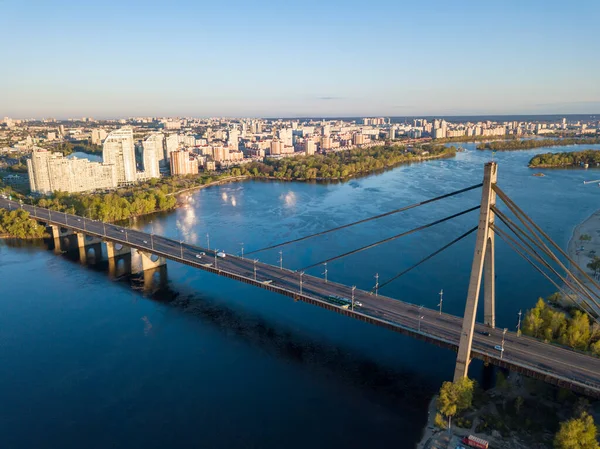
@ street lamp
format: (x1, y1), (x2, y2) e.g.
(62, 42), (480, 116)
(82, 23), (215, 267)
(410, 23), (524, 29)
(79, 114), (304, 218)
(351, 285), (356, 311)
(374, 273), (379, 297)
(299, 271), (304, 294)
(323, 263), (328, 283)
(501, 328), (507, 359)
(240, 242), (244, 259)
(180, 240), (184, 259)
(417, 305), (424, 332)
(279, 250), (283, 270)
(438, 289), (444, 315)
(517, 310), (522, 336)
(206, 232), (210, 250)
(214, 249), (219, 269)
(253, 259), (258, 280)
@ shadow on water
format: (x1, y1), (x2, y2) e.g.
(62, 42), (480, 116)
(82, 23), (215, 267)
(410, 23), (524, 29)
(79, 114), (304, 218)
(39, 238), (438, 412)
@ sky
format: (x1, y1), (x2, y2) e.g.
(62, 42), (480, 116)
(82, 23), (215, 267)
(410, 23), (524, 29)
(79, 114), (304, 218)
(2, 0), (600, 118)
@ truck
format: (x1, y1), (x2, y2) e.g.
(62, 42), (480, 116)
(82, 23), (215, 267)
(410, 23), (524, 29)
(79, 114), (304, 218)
(461, 435), (489, 449)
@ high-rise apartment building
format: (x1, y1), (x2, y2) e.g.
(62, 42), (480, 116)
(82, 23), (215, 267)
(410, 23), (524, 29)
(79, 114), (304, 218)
(102, 127), (136, 185)
(27, 149), (117, 194)
(91, 129), (108, 145)
(305, 139), (316, 155)
(228, 129), (240, 151)
(165, 134), (180, 161)
(170, 150), (198, 176)
(142, 133), (163, 179)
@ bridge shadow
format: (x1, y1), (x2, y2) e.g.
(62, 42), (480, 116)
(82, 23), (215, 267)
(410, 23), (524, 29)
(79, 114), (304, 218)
(32, 237), (474, 411)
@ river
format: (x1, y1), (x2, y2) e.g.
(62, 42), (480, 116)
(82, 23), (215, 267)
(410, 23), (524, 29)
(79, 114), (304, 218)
(2, 142), (600, 448)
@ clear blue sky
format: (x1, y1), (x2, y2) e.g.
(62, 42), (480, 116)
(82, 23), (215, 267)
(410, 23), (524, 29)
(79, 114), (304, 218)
(2, 0), (599, 118)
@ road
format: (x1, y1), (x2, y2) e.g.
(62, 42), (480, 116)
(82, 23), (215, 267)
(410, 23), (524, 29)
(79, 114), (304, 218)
(3, 197), (600, 397)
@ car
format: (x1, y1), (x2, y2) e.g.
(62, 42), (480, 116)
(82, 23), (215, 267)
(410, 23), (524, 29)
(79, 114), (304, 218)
(195, 254), (202, 259)
(494, 345), (504, 352)
(216, 251), (226, 258)
(199, 252), (205, 256)
(120, 229), (124, 233)
(479, 331), (491, 336)
(77, 218), (81, 222)
(143, 240), (148, 244)
(354, 301), (363, 307)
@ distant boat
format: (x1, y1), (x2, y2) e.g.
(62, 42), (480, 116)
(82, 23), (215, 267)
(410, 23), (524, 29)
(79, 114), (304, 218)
(533, 172), (545, 177)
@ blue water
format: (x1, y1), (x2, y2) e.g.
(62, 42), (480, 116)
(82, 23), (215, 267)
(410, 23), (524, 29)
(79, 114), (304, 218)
(2, 143), (600, 448)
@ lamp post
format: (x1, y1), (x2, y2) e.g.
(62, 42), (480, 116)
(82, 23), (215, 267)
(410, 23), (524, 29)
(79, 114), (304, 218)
(206, 232), (210, 250)
(279, 250), (283, 270)
(180, 240), (184, 259)
(253, 259), (258, 280)
(240, 242), (244, 259)
(299, 271), (304, 294)
(323, 263), (328, 283)
(214, 249), (219, 269)
(517, 310), (522, 336)
(501, 328), (507, 359)
(438, 289), (443, 315)
(417, 305), (424, 332)
(374, 273), (379, 297)
(351, 285), (356, 311)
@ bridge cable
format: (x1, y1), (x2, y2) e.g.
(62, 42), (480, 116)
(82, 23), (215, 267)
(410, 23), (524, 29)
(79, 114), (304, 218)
(492, 226), (598, 321)
(492, 223), (600, 323)
(245, 183), (483, 256)
(494, 185), (600, 296)
(492, 208), (600, 315)
(373, 225), (478, 293)
(492, 208), (600, 306)
(297, 205), (480, 272)
(493, 187), (600, 308)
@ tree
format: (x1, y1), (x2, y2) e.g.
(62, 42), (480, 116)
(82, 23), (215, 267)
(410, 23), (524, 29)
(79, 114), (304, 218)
(554, 412), (599, 449)
(514, 396), (524, 415)
(437, 377), (474, 428)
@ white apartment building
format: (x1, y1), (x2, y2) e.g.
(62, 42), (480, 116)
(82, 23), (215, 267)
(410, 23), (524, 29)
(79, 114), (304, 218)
(142, 133), (163, 179)
(102, 127), (136, 185)
(27, 149), (117, 194)
(91, 129), (108, 145)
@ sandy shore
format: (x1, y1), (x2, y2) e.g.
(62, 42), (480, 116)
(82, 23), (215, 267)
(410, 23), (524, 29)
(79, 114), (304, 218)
(566, 209), (600, 313)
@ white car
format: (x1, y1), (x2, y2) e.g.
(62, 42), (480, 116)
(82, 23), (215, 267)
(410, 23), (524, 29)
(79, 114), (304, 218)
(494, 345), (504, 352)
(195, 254), (202, 259)
(217, 251), (226, 258)
(354, 301), (363, 307)
(143, 240), (148, 244)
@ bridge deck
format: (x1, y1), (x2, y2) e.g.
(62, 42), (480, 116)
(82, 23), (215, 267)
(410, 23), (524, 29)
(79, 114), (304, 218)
(3, 198), (600, 398)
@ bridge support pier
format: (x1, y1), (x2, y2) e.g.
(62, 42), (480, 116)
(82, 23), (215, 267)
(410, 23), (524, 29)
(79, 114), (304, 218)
(49, 225), (73, 254)
(105, 241), (130, 259)
(76, 233), (102, 264)
(454, 162), (497, 382)
(131, 249), (166, 274)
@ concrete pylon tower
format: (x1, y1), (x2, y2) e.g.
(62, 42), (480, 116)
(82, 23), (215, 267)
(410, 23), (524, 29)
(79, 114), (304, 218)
(454, 162), (497, 381)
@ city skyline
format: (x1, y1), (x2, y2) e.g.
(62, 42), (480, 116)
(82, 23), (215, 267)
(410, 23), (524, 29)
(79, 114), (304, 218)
(3, 0), (600, 118)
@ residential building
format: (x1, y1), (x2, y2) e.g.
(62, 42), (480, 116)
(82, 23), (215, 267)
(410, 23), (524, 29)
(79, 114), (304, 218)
(91, 129), (108, 145)
(102, 127), (136, 185)
(170, 150), (198, 175)
(27, 149), (117, 194)
(142, 133), (163, 179)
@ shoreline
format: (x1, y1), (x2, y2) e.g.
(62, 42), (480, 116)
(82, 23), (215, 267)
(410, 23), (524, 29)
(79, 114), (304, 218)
(566, 208), (600, 313)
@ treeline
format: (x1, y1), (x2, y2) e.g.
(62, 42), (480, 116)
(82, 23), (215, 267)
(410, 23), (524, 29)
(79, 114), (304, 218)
(434, 135), (518, 144)
(0, 209), (47, 238)
(237, 144), (455, 181)
(50, 140), (103, 156)
(36, 188), (177, 222)
(522, 295), (600, 355)
(528, 150), (600, 168)
(478, 137), (600, 151)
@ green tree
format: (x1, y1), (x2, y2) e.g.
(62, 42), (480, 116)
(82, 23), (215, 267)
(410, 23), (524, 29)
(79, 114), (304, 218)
(436, 377), (474, 428)
(554, 412), (599, 449)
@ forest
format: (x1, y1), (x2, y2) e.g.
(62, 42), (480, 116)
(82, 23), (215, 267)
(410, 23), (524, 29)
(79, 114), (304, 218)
(477, 137), (600, 151)
(528, 150), (600, 168)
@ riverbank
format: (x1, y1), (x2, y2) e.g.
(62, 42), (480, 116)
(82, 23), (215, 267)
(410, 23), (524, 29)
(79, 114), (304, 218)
(567, 209), (600, 309)
(171, 150), (455, 200)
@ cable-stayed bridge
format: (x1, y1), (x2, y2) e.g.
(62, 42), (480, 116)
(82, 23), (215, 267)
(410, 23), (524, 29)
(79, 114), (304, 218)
(2, 162), (600, 397)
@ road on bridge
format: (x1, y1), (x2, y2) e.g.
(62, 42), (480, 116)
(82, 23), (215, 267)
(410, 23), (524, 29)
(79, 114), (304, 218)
(2, 197), (600, 397)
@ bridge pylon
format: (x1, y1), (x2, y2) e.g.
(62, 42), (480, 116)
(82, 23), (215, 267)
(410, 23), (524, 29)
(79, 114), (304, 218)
(454, 162), (497, 381)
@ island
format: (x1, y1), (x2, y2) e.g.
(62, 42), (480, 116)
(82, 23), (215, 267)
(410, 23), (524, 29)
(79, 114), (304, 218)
(528, 150), (600, 168)
(477, 137), (600, 151)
